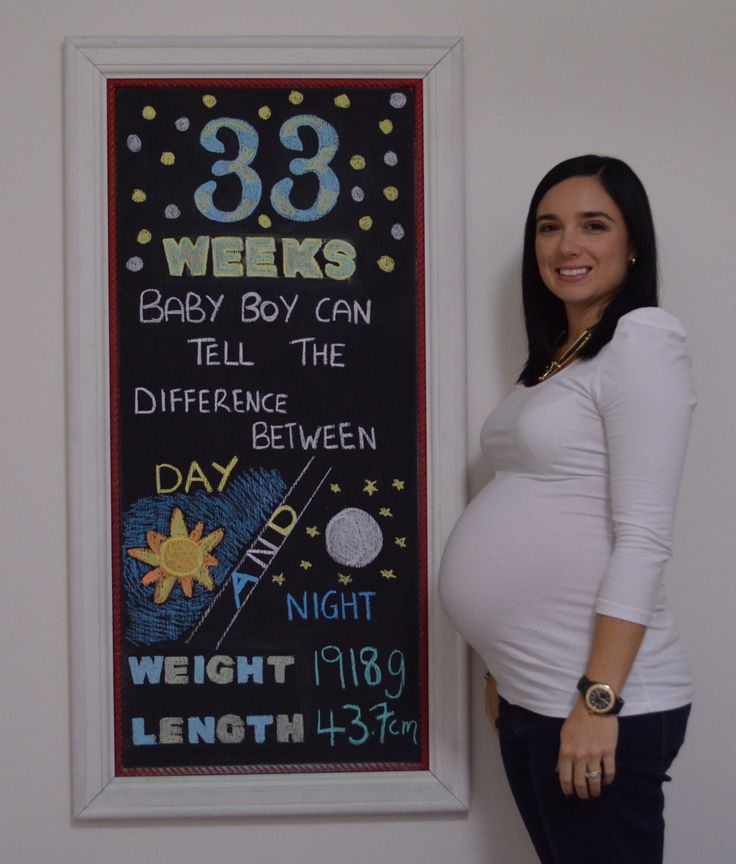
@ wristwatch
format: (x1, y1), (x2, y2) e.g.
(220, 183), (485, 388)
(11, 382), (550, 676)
(576, 675), (625, 715)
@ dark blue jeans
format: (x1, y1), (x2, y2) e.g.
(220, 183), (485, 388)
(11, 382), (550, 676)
(497, 698), (690, 864)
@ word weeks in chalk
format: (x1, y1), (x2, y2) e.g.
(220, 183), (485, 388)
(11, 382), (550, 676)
(162, 235), (356, 281)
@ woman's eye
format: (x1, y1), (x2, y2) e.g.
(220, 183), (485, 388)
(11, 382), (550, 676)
(537, 223), (558, 234)
(585, 221), (607, 232)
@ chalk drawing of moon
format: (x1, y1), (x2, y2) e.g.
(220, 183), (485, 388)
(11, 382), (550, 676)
(325, 507), (384, 568)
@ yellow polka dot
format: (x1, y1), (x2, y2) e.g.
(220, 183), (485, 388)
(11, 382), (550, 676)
(378, 256), (395, 273)
(258, 214), (272, 229)
(383, 185), (399, 201)
(359, 216), (373, 231)
(161, 152), (175, 166)
(289, 90), (304, 105)
(379, 118), (394, 134)
(202, 94), (217, 108)
(258, 106), (272, 120)
(137, 229), (152, 245)
(350, 155), (366, 170)
(131, 189), (147, 203)
(142, 106), (156, 120)
(334, 94), (351, 109)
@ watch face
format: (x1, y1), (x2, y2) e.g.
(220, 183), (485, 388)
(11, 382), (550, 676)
(586, 685), (614, 713)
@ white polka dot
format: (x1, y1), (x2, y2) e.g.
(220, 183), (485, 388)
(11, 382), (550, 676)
(175, 117), (190, 131)
(126, 257), (143, 272)
(165, 204), (181, 219)
(390, 92), (407, 109)
(391, 223), (405, 240)
(351, 186), (365, 202)
(384, 150), (398, 166)
(126, 135), (142, 152)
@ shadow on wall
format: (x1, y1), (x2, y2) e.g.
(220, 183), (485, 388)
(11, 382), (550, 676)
(469, 258), (525, 498)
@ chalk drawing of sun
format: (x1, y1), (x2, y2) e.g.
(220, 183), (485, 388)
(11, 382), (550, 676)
(127, 507), (224, 604)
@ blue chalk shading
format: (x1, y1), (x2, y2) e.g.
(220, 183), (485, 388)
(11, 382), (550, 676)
(122, 468), (286, 646)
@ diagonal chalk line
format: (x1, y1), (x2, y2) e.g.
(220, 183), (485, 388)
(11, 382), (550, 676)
(185, 457), (316, 644)
(214, 465), (332, 650)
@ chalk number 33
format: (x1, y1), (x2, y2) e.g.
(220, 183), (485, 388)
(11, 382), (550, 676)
(194, 115), (340, 223)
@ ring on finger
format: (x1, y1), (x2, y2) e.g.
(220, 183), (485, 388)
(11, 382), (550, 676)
(584, 769), (603, 780)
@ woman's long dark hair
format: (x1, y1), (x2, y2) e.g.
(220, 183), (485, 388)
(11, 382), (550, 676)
(518, 155), (658, 386)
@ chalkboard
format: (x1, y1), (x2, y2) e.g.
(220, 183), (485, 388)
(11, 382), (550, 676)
(108, 79), (427, 774)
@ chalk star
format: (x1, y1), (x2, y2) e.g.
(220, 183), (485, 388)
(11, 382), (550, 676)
(394, 536), (407, 548)
(300, 560), (312, 570)
(330, 482), (342, 493)
(380, 568), (397, 580)
(306, 525), (320, 537)
(379, 507), (394, 518)
(272, 573), (285, 586)
(338, 573), (353, 585)
(363, 479), (378, 496)
(392, 479), (405, 491)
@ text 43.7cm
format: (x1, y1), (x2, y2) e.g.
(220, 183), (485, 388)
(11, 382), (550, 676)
(316, 701), (418, 747)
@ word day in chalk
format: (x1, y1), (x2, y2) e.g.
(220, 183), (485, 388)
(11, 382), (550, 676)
(154, 455), (238, 494)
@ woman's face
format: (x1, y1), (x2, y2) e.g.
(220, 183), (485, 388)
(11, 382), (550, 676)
(534, 176), (634, 323)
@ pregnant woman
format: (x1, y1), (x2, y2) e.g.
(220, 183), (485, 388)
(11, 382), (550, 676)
(439, 155), (695, 864)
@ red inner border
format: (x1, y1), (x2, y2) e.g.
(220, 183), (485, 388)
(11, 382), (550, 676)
(107, 77), (428, 776)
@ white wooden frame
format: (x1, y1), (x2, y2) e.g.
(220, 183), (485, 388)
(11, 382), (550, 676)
(64, 35), (467, 820)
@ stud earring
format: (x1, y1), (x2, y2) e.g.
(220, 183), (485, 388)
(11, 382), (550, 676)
(628, 255), (637, 267)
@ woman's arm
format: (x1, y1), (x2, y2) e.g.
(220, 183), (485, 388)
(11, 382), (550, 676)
(559, 310), (695, 800)
(556, 614), (645, 799)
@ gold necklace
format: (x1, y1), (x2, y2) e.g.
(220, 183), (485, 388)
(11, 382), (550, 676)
(537, 328), (592, 382)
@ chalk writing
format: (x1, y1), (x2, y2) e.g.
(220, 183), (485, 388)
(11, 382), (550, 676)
(162, 235), (356, 279)
(251, 422), (377, 450)
(285, 590), (377, 621)
(315, 703), (417, 747)
(111, 80), (425, 773)
(194, 114), (340, 223)
(132, 713), (304, 745)
(128, 654), (295, 685)
(313, 645), (406, 699)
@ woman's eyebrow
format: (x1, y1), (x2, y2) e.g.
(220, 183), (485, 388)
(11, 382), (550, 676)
(535, 210), (615, 222)
(579, 210), (615, 221)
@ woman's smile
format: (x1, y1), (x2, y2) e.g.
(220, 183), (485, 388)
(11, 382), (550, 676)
(557, 266), (593, 280)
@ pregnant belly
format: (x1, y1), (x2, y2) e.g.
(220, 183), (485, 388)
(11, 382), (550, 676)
(438, 474), (612, 657)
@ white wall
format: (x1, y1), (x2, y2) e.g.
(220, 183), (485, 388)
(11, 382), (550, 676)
(2, 1), (734, 861)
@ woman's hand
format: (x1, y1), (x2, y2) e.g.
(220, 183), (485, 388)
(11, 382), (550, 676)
(484, 673), (500, 735)
(557, 699), (618, 799)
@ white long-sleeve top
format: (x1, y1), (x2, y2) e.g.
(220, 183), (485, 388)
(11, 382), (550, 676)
(439, 307), (696, 716)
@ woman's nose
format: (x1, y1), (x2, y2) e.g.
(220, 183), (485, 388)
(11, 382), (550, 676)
(558, 230), (581, 257)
